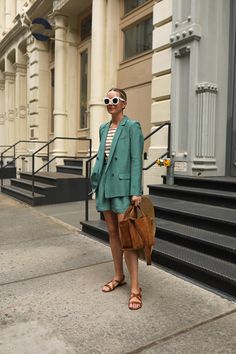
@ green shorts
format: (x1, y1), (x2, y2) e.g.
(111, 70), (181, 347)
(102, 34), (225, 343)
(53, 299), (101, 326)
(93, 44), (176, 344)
(95, 163), (130, 214)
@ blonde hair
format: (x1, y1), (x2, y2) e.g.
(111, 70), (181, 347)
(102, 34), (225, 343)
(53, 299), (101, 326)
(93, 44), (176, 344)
(107, 87), (127, 101)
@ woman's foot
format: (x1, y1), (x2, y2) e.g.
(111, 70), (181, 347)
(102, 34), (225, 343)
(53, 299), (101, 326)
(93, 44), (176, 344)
(102, 275), (126, 292)
(128, 288), (142, 310)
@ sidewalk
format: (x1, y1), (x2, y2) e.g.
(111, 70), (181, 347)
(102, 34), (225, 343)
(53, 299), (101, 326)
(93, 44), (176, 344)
(0, 193), (235, 354)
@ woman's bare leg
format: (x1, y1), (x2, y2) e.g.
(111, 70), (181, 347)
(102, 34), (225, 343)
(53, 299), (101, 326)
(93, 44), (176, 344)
(102, 211), (124, 290)
(117, 213), (141, 310)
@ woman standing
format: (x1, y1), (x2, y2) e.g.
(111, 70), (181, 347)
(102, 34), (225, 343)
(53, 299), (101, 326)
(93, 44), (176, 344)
(90, 88), (144, 310)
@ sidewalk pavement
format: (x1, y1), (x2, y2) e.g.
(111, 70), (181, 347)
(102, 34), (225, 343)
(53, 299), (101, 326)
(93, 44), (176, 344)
(0, 193), (236, 354)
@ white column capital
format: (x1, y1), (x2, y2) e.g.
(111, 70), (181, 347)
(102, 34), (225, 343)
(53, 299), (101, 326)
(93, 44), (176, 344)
(54, 13), (68, 30)
(14, 63), (27, 73)
(4, 71), (15, 81)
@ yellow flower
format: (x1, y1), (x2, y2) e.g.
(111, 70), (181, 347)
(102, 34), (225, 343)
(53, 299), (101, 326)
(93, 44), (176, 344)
(156, 158), (173, 167)
(164, 159), (171, 167)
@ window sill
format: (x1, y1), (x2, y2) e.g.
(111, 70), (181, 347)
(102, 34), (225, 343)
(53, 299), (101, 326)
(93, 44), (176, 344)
(119, 50), (153, 68)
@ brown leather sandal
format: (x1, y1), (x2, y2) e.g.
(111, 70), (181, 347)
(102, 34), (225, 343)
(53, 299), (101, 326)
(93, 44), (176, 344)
(128, 288), (142, 310)
(102, 275), (127, 292)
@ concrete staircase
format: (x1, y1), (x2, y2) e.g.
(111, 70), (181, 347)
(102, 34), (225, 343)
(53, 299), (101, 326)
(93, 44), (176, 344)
(81, 176), (236, 300)
(1, 159), (90, 206)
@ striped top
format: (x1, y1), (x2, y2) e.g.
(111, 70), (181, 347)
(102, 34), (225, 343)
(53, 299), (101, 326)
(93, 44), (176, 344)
(105, 127), (117, 159)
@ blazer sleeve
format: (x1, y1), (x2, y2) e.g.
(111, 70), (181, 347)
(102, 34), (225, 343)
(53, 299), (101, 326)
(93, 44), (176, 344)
(130, 121), (144, 196)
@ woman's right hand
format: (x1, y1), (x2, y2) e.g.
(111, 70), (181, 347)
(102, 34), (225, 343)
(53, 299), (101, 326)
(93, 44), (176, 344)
(131, 195), (141, 207)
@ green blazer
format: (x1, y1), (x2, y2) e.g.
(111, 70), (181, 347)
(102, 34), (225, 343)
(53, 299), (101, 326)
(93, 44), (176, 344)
(90, 115), (144, 198)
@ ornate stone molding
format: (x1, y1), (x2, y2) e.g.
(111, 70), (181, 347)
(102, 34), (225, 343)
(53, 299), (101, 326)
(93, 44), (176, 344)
(0, 113), (5, 125)
(14, 63), (27, 73)
(8, 109), (15, 121)
(195, 82), (218, 161)
(4, 71), (15, 81)
(170, 24), (201, 47)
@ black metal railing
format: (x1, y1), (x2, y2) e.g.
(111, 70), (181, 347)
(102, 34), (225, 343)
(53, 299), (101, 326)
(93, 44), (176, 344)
(84, 121), (172, 220)
(0, 140), (48, 186)
(143, 122), (171, 169)
(31, 137), (92, 197)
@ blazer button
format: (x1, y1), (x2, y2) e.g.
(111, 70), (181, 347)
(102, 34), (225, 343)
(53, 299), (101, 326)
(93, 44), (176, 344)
(115, 157), (118, 160)
(97, 157), (99, 160)
(111, 173), (114, 177)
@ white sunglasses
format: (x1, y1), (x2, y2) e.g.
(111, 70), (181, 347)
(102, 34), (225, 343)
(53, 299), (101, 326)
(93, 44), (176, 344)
(103, 97), (126, 105)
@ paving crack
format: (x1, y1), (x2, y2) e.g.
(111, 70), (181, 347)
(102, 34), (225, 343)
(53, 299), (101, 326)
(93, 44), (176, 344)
(0, 260), (112, 287)
(126, 308), (236, 354)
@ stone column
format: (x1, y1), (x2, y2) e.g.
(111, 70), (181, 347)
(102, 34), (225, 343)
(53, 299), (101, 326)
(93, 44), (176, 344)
(26, 37), (50, 172)
(4, 71), (16, 144)
(0, 75), (6, 146)
(105, 0), (120, 90)
(15, 63), (27, 146)
(89, 0), (107, 153)
(53, 14), (68, 155)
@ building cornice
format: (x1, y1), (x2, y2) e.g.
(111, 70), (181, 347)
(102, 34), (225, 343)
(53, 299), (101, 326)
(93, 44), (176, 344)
(0, 0), (53, 56)
(0, 24), (27, 56)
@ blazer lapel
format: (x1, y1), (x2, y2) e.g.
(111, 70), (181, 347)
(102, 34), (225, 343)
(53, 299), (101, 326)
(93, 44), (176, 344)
(98, 122), (110, 173)
(105, 116), (128, 172)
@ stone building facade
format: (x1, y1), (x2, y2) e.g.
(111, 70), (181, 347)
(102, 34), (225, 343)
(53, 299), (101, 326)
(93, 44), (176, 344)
(0, 0), (235, 187)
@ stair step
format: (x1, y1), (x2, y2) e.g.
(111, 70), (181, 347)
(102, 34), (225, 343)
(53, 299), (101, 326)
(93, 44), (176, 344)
(11, 178), (56, 191)
(162, 175), (236, 192)
(80, 219), (236, 298)
(56, 165), (83, 175)
(149, 184), (236, 208)
(63, 158), (83, 167)
(1, 185), (45, 206)
(157, 218), (236, 259)
(0, 166), (16, 179)
(149, 195), (236, 233)
(81, 220), (108, 243)
(20, 172), (85, 185)
(153, 239), (236, 295)
(82, 218), (236, 258)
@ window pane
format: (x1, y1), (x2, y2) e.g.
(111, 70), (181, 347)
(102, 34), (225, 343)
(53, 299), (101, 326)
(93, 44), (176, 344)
(80, 50), (88, 129)
(124, 17), (152, 60)
(125, 0), (149, 14)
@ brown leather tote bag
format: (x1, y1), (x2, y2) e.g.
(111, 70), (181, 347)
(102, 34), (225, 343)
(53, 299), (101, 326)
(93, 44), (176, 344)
(119, 204), (155, 265)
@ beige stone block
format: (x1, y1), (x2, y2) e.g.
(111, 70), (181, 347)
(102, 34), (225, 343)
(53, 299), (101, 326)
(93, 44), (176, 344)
(151, 100), (170, 123)
(118, 56), (152, 88)
(153, 22), (172, 50)
(29, 63), (38, 78)
(38, 107), (49, 140)
(29, 100), (38, 114)
(30, 75), (39, 89)
(152, 74), (171, 99)
(38, 51), (49, 71)
(29, 114), (38, 127)
(152, 49), (171, 75)
(38, 71), (49, 107)
(149, 127), (169, 147)
(29, 50), (38, 65)
(153, 0), (172, 25)
(29, 88), (38, 102)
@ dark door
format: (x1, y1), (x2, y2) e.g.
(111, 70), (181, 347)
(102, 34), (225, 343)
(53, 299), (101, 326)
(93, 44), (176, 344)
(227, 0), (236, 176)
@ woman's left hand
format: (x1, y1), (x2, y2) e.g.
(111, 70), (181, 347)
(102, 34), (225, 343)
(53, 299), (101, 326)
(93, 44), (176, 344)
(131, 195), (142, 207)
